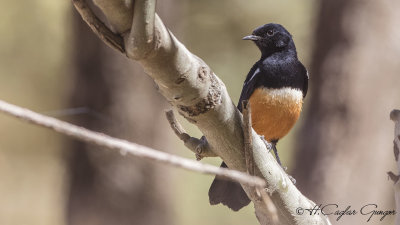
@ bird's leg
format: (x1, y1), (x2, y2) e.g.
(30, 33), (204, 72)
(271, 142), (283, 168)
(259, 135), (272, 152)
(260, 137), (284, 168)
(259, 136), (296, 184)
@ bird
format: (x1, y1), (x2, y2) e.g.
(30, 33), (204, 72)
(208, 23), (308, 211)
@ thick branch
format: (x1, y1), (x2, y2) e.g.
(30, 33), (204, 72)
(72, 1), (332, 224)
(0, 99), (265, 188)
(125, 0), (157, 59)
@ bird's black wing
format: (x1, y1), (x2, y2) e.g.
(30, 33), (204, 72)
(237, 62), (260, 112)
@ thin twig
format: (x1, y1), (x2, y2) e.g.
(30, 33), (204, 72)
(165, 110), (216, 160)
(0, 99), (265, 188)
(242, 100), (254, 175)
(71, 0), (125, 53)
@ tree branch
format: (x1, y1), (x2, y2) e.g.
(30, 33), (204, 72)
(125, 0), (157, 59)
(0, 99), (266, 188)
(72, 1), (332, 224)
(165, 110), (216, 160)
(71, 0), (125, 53)
(242, 100), (255, 176)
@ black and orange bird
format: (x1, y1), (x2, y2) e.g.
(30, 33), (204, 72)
(208, 23), (308, 211)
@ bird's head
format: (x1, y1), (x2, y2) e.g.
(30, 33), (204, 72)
(243, 23), (295, 56)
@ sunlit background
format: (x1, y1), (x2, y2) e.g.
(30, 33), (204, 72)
(1, 0), (399, 225)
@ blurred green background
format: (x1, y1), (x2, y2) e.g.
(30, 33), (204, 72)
(0, 1), (315, 225)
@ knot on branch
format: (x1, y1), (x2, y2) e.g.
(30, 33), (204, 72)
(177, 72), (222, 117)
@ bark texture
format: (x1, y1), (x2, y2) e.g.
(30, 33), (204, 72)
(294, 1), (400, 224)
(65, 4), (176, 224)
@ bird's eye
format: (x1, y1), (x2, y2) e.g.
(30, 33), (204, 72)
(267, 30), (274, 36)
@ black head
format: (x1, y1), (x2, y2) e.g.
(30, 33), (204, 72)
(243, 23), (295, 57)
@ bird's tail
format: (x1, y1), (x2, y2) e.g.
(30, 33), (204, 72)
(208, 162), (251, 211)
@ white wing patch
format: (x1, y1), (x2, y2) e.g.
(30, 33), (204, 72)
(244, 68), (260, 86)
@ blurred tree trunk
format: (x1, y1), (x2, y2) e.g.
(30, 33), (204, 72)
(66, 2), (179, 225)
(294, 1), (400, 224)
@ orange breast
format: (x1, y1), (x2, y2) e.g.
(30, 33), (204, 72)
(248, 87), (303, 142)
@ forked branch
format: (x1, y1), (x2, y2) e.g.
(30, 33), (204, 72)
(165, 110), (216, 160)
(71, 0), (332, 224)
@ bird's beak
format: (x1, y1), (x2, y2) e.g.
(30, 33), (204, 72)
(242, 35), (261, 41)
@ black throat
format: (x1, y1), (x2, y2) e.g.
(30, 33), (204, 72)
(259, 41), (297, 59)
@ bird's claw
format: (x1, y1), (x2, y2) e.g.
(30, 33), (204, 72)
(259, 135), (272, 152)
(288, 175), (296, 185)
